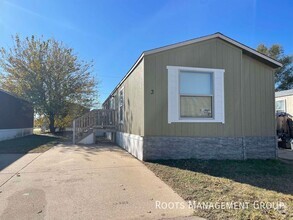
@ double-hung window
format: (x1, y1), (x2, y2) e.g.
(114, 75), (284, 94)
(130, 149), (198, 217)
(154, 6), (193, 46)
(179, 71), (213, 118)
(167, 66), (225, 123)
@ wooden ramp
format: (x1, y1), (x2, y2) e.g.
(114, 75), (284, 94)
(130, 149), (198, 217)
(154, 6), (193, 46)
(73, 109), (117, 144)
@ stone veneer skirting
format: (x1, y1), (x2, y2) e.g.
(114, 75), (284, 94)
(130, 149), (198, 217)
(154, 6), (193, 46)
(143, 136), (277, 161)
(112, 132), (276, 161)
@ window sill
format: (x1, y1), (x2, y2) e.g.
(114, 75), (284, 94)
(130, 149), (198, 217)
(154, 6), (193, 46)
(169, 118), (224, 123)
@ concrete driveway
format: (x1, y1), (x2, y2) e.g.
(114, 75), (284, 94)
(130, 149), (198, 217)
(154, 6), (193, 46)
(0, 142), (194, 220)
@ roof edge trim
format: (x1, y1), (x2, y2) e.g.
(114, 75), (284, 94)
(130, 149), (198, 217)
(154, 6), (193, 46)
(0, 88), (32, 104)
(103, 33), (282, 104)
(105, 53), (144, 101)
(144, 33), (282, 67)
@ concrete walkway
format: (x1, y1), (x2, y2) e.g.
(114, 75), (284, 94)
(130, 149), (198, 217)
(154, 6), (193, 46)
(0, 143), (195, 220)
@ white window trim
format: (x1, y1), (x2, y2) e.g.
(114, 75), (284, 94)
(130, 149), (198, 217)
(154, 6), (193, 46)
(167, 66), (225, 123)
(119, 87), (124, 124)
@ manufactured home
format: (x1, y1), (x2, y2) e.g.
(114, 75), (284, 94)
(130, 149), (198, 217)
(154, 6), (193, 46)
(275, 89), (293, 115)
(0, 89), (34, 141)
(74, 33), (282, 161)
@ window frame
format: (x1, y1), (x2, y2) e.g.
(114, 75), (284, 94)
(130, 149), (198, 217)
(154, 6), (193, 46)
(276, 99), (286, 112)
(167, 66), (225, 123)
(178, 71), (214, 119)
(119, 87), (124, 124)
(110, 96), (115, 110)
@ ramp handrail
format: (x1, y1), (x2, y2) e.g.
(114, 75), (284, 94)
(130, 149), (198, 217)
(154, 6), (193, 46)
(73, 109), (117, 144)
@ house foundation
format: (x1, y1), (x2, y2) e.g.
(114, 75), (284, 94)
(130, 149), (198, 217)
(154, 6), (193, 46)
(108, 132), (277, 161)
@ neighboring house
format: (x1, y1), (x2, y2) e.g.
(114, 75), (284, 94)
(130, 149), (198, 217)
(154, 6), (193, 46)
(99, 33), (282, 161)
(0, 89), (34, 141)
(275, 89), (293, 115)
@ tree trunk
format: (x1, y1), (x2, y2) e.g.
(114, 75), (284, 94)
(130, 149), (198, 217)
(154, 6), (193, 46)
(49, 113), (55, 133)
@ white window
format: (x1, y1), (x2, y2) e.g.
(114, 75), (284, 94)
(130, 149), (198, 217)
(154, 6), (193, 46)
(119, 87), (124, 123)
(276, 100), (286, 112)
(167, 66), (225, 123)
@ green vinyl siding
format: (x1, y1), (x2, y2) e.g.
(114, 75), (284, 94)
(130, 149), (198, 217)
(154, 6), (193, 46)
(104, 59), (144, 136)
(144, 38), (275, 137)
(242, 55), (275, 136)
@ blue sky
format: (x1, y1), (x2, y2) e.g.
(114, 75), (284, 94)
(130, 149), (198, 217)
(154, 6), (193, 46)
(0, 0), (292, 103)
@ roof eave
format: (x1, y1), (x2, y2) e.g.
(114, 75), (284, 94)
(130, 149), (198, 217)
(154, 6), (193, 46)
(104, 53), (145, 103)
(103, 33), (283, 105)
(0, 88), (33, 104)
(217, 34), (282, 68)
(144, 33), (282, 68)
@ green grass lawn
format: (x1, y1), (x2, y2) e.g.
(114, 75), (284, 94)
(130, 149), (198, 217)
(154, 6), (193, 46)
(0, 134), (61, 154)
(145, 159), (293, 220)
